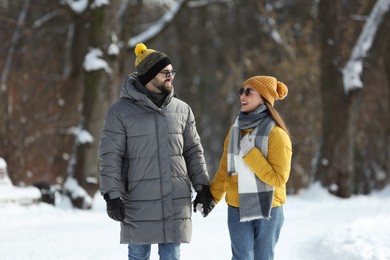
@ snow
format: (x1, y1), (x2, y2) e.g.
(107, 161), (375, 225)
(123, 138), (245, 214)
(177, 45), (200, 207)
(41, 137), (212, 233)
(108, 32), (120, 56)
(0, 157), (6, 168)
(63, 0), (110, 13)
(91, 0), (109, 9)
(82, 48), (112, 74)
(108, 42), (120, 56)
(0, 185), (41, 204)
(64, 0), (89, 14)
(0, 158), (41, 203)
(67, 126), (94, 144)
(1, 183), (389, 259)
(63, 176), (92, 206)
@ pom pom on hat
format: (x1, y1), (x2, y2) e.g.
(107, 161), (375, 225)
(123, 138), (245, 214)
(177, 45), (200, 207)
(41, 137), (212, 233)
(134, 43), (172, 85)
(135, 43), (147, 56)
(243, 76), (288, 107)
(276, 81), (288, 99)
(134, 43), (158, 67)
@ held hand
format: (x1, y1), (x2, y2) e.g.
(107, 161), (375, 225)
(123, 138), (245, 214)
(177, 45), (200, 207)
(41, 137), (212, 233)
(202, 200), (216, 217)
(106, 197), (125, 221)
(240, 133), (255, 156)
(195, 203), (204, 214)
(193, 185), (215, 217)
(194, 201), (216, 217)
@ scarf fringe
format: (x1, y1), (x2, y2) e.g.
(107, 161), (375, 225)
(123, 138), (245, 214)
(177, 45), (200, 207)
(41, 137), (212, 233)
(240, 215), (272, 222)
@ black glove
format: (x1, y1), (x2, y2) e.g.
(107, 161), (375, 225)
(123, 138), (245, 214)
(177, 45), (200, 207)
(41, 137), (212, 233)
(193, 185), (215, 217)
(105, 197), (125, 221)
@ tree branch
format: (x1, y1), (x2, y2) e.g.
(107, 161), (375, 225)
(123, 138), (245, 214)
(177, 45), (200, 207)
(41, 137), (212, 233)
(128, 0), (185, 47)
(0, 0), (31, 92)
(342, 0), (390, 94)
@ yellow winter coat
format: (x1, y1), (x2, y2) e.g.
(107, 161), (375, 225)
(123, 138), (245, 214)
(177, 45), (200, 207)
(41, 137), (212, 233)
(210, 126), (292, 208)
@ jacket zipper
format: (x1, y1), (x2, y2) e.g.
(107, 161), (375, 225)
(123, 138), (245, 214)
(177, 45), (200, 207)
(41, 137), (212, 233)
(154, 112), (167, 242)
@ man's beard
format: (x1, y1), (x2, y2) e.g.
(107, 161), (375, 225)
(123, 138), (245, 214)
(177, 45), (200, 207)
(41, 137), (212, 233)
(156, 80), (173, 95)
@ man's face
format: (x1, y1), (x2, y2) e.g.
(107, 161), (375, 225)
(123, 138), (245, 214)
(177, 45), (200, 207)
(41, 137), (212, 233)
(148, 64), (175, 94)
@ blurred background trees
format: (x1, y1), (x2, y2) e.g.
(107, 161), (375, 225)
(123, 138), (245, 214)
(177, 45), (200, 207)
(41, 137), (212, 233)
(0, 0), (389, 208)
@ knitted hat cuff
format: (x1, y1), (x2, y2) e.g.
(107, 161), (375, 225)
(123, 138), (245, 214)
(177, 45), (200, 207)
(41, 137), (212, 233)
(138, 56), (171, 85)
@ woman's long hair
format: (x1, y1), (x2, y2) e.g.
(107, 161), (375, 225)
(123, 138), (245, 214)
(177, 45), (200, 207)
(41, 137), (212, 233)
(264, 100), (290, 136)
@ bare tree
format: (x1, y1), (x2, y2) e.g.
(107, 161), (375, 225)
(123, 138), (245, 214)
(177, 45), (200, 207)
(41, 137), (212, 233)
(61, 1), (124, 208)
(0, 0), (30, 176)
(64, 0), (186, 208)
(316, 0), (390, 197)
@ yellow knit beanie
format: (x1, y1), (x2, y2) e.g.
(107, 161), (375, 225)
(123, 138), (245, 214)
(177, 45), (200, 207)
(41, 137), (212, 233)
(134, 43), (171, 85)
(243, 76), (288, 106)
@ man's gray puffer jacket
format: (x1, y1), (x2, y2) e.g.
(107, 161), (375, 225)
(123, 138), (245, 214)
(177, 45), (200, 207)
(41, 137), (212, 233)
(99, 74), (209, 244)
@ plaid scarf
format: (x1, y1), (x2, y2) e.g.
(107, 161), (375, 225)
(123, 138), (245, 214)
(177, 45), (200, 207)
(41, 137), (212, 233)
(227, 108), (275, 221)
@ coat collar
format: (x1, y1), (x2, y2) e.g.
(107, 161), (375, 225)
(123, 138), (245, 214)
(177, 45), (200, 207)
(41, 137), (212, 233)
(120, 73), (174, 110)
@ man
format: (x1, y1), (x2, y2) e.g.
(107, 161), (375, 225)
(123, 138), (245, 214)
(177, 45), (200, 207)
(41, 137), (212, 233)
(98, 43), (214, 260)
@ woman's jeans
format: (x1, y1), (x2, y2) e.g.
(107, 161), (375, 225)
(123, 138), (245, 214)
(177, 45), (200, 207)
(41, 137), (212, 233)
(228, 205), (284, 260)
(128, 243), (180, 260)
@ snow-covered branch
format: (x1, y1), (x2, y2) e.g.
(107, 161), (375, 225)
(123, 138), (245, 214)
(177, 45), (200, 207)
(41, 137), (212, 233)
(128, 0), (185, 47)
(63, 0), (109, 14)
(82, 48), (112, 74)
(63, 176), (93, 208)
(342, 0), (390, 94)
(63, 0), (89, 14)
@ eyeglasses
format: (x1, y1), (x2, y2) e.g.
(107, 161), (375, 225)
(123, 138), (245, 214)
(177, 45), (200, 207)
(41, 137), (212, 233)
(239, 88), (256, 96)
(159, 69), (177, 78)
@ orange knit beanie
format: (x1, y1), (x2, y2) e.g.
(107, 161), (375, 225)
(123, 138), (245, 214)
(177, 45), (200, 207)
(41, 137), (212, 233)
(243, 76), (288, 106)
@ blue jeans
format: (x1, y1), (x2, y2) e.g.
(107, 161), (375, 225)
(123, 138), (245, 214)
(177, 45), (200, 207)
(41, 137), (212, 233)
(228, 205), (284, 260)
(127, 243), (180, 260)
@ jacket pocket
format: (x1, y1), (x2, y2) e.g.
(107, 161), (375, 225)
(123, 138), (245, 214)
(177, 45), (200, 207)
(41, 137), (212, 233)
(121, 158), (129, 192)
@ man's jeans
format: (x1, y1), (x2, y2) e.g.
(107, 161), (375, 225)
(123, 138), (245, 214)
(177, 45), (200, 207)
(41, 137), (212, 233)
(228, 205), (284, 260)
(128, 243), (180, 260)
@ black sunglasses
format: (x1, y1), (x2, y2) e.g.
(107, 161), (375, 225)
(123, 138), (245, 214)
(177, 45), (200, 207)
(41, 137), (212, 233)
(239, 88), (255, 96)
(159, 69), (177, 78)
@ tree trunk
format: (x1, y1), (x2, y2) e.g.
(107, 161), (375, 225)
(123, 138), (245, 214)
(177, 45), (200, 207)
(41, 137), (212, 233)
(386, 42), (390, 183)
(317, 0), (358, 198)
(317, 0), (390, 197)
(0, 0), (30, 179)
(72, 2), (122, 202)
(371, 8), (390, 187)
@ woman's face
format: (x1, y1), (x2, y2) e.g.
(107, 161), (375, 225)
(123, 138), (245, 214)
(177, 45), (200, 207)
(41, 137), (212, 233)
(239, 85), (264, 113)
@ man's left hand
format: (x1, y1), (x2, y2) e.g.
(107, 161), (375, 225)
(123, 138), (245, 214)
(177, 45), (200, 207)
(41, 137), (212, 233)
(193, 185), (215, 217)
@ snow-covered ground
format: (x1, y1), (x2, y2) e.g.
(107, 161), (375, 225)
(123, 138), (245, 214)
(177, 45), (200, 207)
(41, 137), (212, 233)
(0, 183), (389, 260)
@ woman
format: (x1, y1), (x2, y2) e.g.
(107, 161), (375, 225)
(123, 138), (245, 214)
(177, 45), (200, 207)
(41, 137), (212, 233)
(210, 76), (292, 260)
